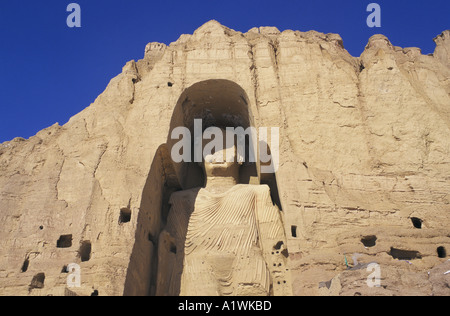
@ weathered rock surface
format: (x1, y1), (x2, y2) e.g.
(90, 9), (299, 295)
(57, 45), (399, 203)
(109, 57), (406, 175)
(0, 21), (449, 296)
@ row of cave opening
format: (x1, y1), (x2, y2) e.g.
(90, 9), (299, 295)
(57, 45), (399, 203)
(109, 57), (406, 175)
(289, 217), (429, 239)
(25, 208), (131, 287)
(360, 235), (447, 259)
(22, 236), (92, 274)
(56, 235), (92, 262)
(25, 206), (132, 275)
(23, 235), (92, 293)
(358, 215), (448, 260)
(24, 207), (134, 294)
(289, 217), (447, 261)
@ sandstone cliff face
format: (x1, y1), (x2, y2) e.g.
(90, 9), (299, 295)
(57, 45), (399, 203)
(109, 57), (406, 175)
(0, 21), (449, 296)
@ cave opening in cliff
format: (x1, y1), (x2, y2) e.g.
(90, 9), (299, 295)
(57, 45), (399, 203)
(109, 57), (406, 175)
(21, 257), (29, 273)
(30, 273), (45, 289)
(389, 247), (422, 260)
(437, 246), (447, 258)
(79, 241), (92, 262)
(169, 242), (177, 254)
(57, 234), (73, 248)
(361, 235), (377, 247)
(291, 225), (298, 238)
(274, 241), (284, 250)
(411, 217), (423, 229)
(119, 208), (132, 224)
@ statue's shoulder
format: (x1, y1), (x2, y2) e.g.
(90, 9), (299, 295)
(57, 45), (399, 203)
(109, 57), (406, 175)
(169, 187), (201, 205)
(234, 184), (271, 196)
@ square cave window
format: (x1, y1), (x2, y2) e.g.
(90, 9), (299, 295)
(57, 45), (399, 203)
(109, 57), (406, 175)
(119, 208), (132, 224)
(437, 246), (447, 258)
(30, 273), (45, 289)
(57, 234), (73, 248)
(78, 241), (92, 262)
(411, 217), (423, 229)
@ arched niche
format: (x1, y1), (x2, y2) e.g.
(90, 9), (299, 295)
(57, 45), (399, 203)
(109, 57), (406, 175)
(124, 79), (283, 296)
(166, 79), (259, 190)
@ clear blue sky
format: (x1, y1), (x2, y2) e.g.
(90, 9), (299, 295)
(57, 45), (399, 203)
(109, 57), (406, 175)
(0, 0), (448, 142)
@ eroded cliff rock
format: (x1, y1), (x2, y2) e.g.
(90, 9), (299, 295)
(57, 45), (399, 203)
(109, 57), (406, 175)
(0, 20), (449, 296)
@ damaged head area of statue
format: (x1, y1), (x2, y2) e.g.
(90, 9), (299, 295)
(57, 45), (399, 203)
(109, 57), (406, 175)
(170, 122), (279, 173)
(160, 79), (282, 195)
(199, 127), (242, 188)
(168, 80), (279, 176)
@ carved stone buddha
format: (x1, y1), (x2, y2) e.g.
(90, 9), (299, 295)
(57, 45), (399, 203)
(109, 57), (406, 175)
(156, 130), (291, 296)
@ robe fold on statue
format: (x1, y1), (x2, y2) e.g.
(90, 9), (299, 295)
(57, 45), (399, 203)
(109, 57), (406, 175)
(156, 184), (288, 296)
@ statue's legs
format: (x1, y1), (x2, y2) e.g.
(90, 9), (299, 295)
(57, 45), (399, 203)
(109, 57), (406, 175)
(232, 247), (271, 296)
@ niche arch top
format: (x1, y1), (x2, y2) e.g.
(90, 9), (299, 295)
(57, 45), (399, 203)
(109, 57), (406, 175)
(167, 79), (256, 190)
(168, 79), (253, 138)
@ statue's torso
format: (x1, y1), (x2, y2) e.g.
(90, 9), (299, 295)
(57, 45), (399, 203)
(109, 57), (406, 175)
(165, 185), (272, 296)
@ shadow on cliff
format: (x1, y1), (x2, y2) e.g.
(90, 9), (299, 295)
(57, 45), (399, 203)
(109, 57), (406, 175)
(123, 144), (182, 296)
